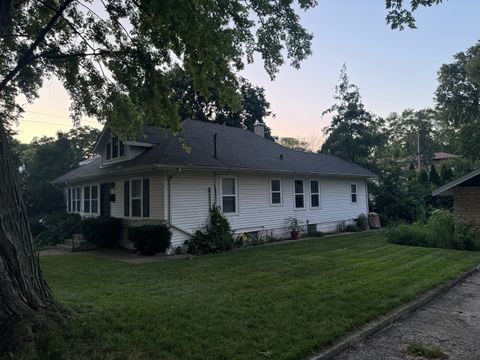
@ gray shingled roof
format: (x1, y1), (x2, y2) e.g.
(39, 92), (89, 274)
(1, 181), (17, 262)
(53, 119), (375, 184)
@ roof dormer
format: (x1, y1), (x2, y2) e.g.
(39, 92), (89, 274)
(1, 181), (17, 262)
(93, 127), (157, 166)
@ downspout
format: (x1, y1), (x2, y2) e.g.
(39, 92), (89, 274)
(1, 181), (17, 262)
(365, 179), (370, 214)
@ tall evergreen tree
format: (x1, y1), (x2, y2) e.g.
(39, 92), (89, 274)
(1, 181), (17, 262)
(429, 165), (441, 186)
(440, 165), (454, 184)
(321, 65), (385, 166)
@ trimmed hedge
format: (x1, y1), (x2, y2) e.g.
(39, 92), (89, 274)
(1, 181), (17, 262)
(80, 217), (123, 248)
(128, 224), (172, 255)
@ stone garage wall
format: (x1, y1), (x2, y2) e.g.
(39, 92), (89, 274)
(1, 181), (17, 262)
(453, 187), (480, 232)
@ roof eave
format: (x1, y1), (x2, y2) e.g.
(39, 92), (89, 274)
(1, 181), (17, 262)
(432, 167), (480, 196)
(53, 163), (375, 185)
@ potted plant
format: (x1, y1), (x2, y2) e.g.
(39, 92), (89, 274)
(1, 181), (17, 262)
(286, 217), (302, 240)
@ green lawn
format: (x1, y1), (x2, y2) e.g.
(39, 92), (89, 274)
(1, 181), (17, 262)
(40, 232), (480, 360)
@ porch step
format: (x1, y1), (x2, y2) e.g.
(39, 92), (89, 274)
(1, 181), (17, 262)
(57, 239), (97, 252)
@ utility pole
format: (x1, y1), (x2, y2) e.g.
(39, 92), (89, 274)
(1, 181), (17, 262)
(417, 131), (421, 170)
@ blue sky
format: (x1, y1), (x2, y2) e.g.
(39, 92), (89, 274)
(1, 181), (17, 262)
(15, 0), (480, 142)
(241, 0), (480, 139)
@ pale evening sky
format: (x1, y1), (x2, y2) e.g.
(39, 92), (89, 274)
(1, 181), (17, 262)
(13, 0), (480, 143)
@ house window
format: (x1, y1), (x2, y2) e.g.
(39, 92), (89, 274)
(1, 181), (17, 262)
(112, 136), (119, 158)
(294, 179), (305, 209)
(124, 179), (149, 218)
(270, 179), (282, 205)
(222, 177), (237, 213)
(131, 179), (142, 217)
(310, 180), (320, 208)
(67, 188), (72, 212)
(91, 186), (98, 213)
(83, 186), (91, 213)
(71, 187), (81, 212)
(106, 135), (124, 160)
(351, 184), (357, 203)
(83, 185), (99, 214)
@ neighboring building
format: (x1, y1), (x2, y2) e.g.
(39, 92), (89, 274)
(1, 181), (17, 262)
(411, 152), (459, 172)
(433, 168), (480, 232)
(432, 152), (459, 168)
(53, 119), (375, 248)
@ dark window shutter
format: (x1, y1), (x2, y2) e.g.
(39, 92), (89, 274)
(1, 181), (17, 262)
(119, 141), (125, 157)
(106, 143), (111, 159)
(124, 181), (130, 217)
(143, 178), (150, 218)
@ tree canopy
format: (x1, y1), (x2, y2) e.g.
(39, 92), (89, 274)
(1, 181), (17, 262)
(18, 126), (100, 215)
(169, 66), (275, 140)
(435, 41), (480, 160)
(1, 0), (316, 136)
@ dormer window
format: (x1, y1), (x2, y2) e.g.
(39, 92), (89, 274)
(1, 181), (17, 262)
(106, 135), (125, 160)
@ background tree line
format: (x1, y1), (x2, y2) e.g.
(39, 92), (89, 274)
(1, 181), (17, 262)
(16, 40), (480, 228)
(320, 40), (480, 224)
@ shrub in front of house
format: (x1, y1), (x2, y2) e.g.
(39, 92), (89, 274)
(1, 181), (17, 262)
(356, 214), (368, 231)
(344, 224), (360, 232)
(80, 217), (123, 248)
(386, 223), (431, 247)
(185, 206), (234, 255)
(32, 212), (82, 248)
(387, 209), (480, 251)
(128, 225), (172, 255)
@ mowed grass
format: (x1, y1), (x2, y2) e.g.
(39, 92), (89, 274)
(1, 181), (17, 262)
(40, 232), (480, 360)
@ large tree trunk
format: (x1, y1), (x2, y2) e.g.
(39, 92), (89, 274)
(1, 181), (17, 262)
(0, 120), (64, 356)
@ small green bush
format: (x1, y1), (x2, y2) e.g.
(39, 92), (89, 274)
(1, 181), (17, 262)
(32, 212), (82, 248)
(356, 214), (368, 231)
(344, 224), (360, 232)
(386, 223), (431, 247)
(407, 341), (444, 359)
(128, 224), (172, 255)
(80, 217), (122, 248)
(185, 207), (234, 255)
(387, 209), (480, 251)
(426, 209), (455, 248)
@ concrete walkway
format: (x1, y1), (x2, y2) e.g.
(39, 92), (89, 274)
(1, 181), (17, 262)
(335, 271), (480, 360)
(39, 248), (189, 264)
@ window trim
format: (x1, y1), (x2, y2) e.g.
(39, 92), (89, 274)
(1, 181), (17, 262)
(105, 135), (125, 161)
(69, 187), (82, 213)
(220, 176), (238, 215)
(293, 179), (305, 210)
(310, 179), (321, 209)
(351, 183), (358, 204)
(270, 179), (282, 206)
(130, 178), (143, 218)
(82, 184), (99, 215)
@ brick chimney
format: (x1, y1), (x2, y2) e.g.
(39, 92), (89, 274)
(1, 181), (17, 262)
(254, 122), (265, 137)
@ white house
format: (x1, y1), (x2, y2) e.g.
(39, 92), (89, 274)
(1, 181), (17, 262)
(53, 119), (375, 247)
